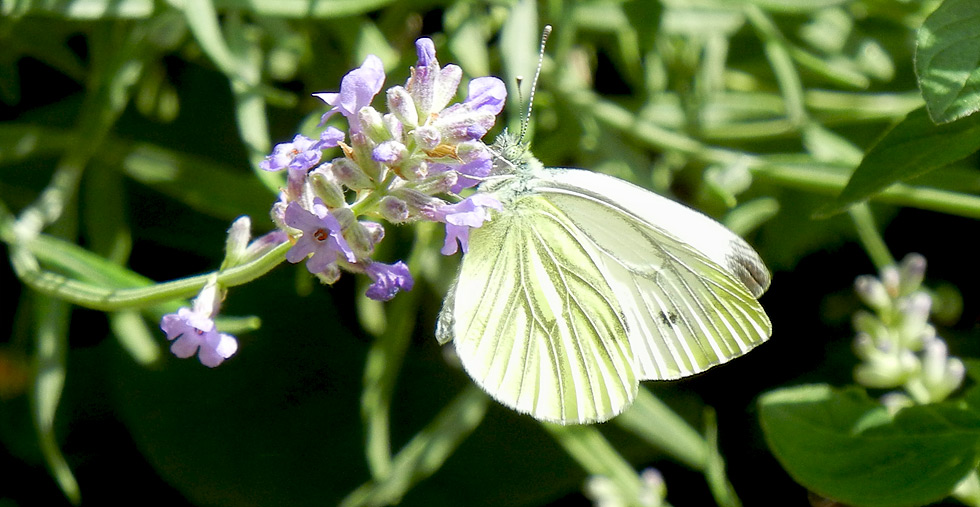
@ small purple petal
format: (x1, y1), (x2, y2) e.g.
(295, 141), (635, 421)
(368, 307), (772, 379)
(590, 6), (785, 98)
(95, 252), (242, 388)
(365, 261), (414, 301)
(283, 199), (357, 274)
(465, 77), (507, 115)
(260, 134), (322, 172)
(160, 306), (238, 368)
(422, 194), (502, 255)
(318, 126), (345, 148)
(314, 55), (386, 130)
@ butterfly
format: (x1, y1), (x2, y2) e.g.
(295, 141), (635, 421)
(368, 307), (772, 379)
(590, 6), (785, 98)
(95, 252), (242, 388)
(436, 132), (772, 424)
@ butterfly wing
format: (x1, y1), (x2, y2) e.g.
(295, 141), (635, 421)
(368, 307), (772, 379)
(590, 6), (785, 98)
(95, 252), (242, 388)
(534, 168), (772, 380)
(437, 194), (638, 424)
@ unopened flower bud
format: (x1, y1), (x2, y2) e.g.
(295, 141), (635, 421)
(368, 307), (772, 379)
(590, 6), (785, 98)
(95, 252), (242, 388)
(898, 253), (927, 296)
(309, 166), (347, 208)
(332, 157), (374, 190)
(357, 106), (389, 143)
(350, 132), (384, 181)
(400, 158), (427, 180)
(223, 216), (252, 268)
(414, 125), (441, 151)
(855, 275), (891, 312)
(380, 196), (410, 223)
(415, 169), (458, 195)
(315, 263), (342, 284)
(270, 199), (289, 231)
(333, 208), (377, 255)
(387, 86), (419, 127)
(897, 292), (932, 348)
(852, 310), (889, 341)
(360, 221), (385, 247)
(880, 266), (900, 298)
(373, 140), (408, 165)
(383, 113), (403, 140)
(855, 349), (918, 388)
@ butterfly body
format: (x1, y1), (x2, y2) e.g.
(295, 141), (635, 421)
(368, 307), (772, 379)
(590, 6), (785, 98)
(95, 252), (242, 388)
(437, 137), (772, 424)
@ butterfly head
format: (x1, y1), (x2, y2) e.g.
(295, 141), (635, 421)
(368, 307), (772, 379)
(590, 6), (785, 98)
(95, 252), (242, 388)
(489, 129), (535, 175)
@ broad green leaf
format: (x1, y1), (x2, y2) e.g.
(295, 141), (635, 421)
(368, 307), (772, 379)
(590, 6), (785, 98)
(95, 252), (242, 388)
(821, 107), (980, 216)
(760, 384), (980, 507)
(916, 0), (980, 123)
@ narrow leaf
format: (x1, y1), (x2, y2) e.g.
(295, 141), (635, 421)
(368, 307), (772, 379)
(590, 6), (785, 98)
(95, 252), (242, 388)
(916, 0), (980, 123)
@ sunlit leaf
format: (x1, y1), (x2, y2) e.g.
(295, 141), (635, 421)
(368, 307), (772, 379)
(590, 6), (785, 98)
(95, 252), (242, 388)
(820, 107), (980, 216)
(760, 384), (980, 507)
(916, 0), (980, 123)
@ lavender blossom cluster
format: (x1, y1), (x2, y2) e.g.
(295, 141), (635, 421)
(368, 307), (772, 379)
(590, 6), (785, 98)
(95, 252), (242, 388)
(160, 38), (507, 367)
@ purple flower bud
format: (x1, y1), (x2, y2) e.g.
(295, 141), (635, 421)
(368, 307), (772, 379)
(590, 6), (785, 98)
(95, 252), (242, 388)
(373, 140), (407, 165)
(332, 157), (374, 189)
(380, 196), (410, 223)
(365, 261), (414, 301)
(416, 38), (437, 67)
(387, 86), (419, 127)
(360, 221), (385, 246)
(414, 126), (441, 151)
(284, 198), (356, 274)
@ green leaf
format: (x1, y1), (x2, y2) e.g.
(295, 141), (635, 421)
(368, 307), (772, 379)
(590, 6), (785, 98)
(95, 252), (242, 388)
(820, 107), (980, 216)
(916, 0), (980, 123)
(760, 384), (980, 507)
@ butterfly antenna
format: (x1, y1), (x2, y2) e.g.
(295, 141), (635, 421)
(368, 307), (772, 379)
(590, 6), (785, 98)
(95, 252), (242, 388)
(518, 24), (552, 144)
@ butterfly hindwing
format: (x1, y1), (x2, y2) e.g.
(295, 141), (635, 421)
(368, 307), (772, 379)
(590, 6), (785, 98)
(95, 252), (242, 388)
(440, 194), (638, 423)
(534, 168), (772, 380)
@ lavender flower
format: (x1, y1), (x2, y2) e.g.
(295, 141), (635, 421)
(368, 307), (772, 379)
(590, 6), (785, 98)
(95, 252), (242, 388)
(284, 198), (356, 274)
(365, 261), (414, 301)
(314, 55), (386, 132)
(423, 194), (503, 255)
(160, 280), (237, 367)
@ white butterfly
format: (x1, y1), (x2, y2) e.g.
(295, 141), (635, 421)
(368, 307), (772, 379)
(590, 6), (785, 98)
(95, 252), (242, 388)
(436, 133), (772, 424)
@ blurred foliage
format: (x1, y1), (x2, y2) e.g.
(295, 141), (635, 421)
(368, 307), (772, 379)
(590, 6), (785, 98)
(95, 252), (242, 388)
(3, 0), (980, 506)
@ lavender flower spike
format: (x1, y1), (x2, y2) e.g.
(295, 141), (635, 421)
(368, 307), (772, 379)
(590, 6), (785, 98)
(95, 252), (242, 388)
(284, 198), (357, 274)
(365, 261), (414, 301)
(160, 280), (238, 367)
(424, 194), (503, 255)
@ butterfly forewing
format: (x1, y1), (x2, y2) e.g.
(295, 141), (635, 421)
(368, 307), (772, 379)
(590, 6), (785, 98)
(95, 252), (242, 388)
(444, 194), (639, 423)
(534, 169), (772, 380)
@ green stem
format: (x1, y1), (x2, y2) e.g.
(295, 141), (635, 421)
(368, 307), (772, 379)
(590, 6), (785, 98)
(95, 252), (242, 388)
(7, 238), (289, 311)
(568, 90), (980, 219)
(361, 222), (435, 479)
(341, 385), (489, 507)
(744, 4), (808, 126)
(849, 203), (895, 270)
(614, 387), (708, 470)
